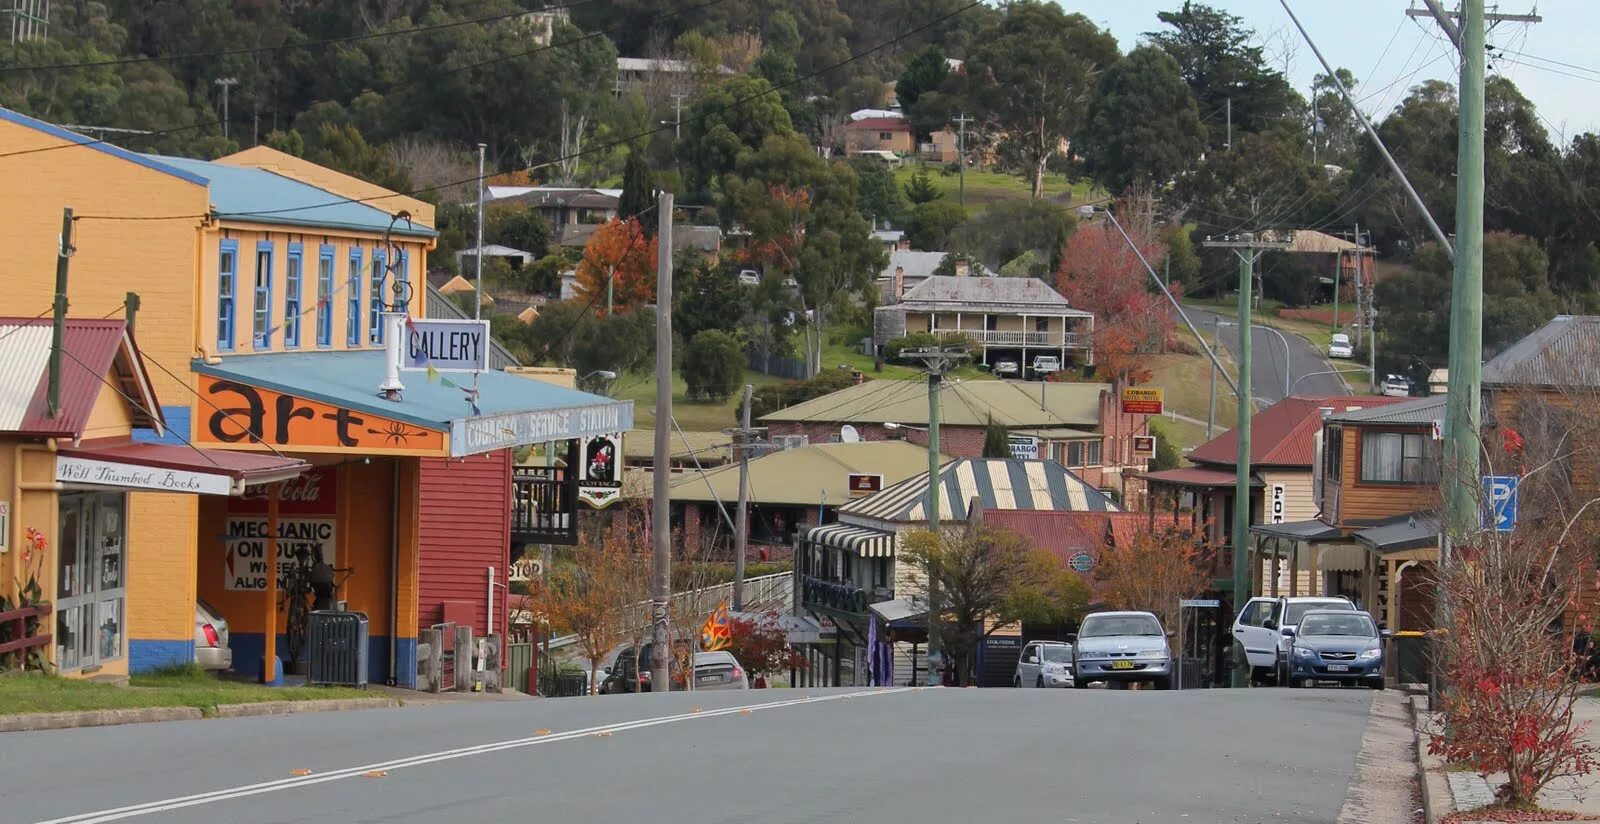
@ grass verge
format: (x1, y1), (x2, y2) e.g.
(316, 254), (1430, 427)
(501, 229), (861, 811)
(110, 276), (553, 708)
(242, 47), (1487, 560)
(0, 665), (372, 716)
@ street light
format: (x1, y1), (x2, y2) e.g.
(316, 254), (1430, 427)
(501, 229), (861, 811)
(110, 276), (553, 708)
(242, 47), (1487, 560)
(580, 369), (618, 397)
(1218, 320), (1292, 399)
(1290, 367), (1369, 394)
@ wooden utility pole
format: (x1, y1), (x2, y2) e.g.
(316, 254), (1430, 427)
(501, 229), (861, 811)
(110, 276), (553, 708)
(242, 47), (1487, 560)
(1203, 231), (1292, 688)
(903, 346), (968, 686)
(47, 207), (72, 418)
(953, 113), (973, 207)
(650, 191), (675, 690)
(731, 384), (754, 611)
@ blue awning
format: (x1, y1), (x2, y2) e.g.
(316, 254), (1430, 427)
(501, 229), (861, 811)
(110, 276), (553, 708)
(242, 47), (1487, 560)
(192, 351), (633, 457)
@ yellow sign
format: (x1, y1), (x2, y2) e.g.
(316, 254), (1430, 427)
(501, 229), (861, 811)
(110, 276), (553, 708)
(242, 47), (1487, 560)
(194, 376), (448, 456)
(700, 600), (732, 651)
(1121, 387), (1164, 415)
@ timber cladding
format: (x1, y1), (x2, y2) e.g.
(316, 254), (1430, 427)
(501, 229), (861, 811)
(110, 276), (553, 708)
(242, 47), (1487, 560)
(417, 450), (513, 637)
(1333, 425), (1440, 527)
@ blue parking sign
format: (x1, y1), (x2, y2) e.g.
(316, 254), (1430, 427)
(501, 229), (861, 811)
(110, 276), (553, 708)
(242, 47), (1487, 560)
(1483, 475), (1518, 532)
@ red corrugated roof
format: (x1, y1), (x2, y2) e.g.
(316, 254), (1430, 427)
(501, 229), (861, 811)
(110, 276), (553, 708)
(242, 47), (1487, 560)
(984, 509), (1147, 560)
(1141, 467), (1255, 487)
(847, 117), (912, 131)
(1187, 395), (1409, 468)
(0, 317), (162, 438)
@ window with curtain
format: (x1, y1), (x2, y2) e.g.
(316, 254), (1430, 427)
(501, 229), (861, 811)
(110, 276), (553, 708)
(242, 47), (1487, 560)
(1324, 425), (1343, 483)
(369, 250), (388, 344)
(1360, 431), (1438, 483)
(316, 246), (334, 346)
(252, 243), (273, 349)
(284, 244), (302, 348)
(216, 240), (237, 350)
(346, 249), (363, 346)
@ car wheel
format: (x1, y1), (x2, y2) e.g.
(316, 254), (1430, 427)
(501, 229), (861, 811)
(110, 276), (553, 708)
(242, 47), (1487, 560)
(1288, 677), (1303, 689)
(1013, 676), (1021, 688)
(1074, 679), (1089, 690)
(1276, 658), (1291, 686)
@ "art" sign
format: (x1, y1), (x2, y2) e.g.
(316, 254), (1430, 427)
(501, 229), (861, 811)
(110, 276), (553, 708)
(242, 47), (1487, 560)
(194, 377), (447, 455)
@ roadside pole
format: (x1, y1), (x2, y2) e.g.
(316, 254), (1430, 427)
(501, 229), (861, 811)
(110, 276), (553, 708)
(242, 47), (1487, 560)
(650, 191), (674, 690)
(46, 207), (72, 418)
(905, 346), (967, 686)
(1204, 232), (1291, 688)
(732, 385), (753, 611)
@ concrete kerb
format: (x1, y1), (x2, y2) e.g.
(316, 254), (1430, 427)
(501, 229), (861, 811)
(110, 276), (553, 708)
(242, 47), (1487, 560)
(0, 696), (398, 733)
(1410, 693), (1454, 824)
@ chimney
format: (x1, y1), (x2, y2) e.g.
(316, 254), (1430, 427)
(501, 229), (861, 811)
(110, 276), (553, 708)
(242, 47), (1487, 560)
(893, 266), (905, 302)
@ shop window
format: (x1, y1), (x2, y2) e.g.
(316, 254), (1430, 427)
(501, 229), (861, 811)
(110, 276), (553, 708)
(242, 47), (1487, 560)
(397, 249), (411, 310)
(316, 245), (334, 347)
(369, 250), (388, 345)
(347, 248), (363, 346)
(55, 493), (126, 671)
(217, 240), (238, 351)
(1360, 431), (1438, 483)
(253, 242), (274, 349)
(284, 243), (303, 348)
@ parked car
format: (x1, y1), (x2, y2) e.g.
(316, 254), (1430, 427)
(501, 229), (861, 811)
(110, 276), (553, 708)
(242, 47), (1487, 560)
(992, 359), (1020, 377)
(1014, 641), (1074, 688)
(688, 651), (749, 691)
(1381, 374), (1412, 397)
(737, 269), (760, 286)
(1284, 609), (1388, 690)
(599, 642), (695, 693)
(1072, 611), (1172, 690)
(194, 599), (232, 671)
(1327, 333), (1353, 359)
(1233, 595), (1356, 684)
(1031, 355), (1062, 377)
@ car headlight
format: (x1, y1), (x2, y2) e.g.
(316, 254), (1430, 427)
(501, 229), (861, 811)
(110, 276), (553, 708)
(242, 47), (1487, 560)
(1294, 646), (1315, 658)
(1359, 648), (1382, 660)
(1136, 649), (1167, 660)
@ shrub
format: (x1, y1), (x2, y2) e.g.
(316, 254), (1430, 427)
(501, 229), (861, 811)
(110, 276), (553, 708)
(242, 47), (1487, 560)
(683, 330), (745, 402)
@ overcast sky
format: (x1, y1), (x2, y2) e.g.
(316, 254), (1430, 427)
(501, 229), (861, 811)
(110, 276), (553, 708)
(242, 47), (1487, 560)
(1073, 1), (1599, 142)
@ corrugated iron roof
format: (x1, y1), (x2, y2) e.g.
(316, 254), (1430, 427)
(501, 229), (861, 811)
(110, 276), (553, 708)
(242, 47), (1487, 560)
(879, 250), (947, 280)
(1142, 467), (1260, 487)
(759, 378), (1107, 428)
(848, 117), (912, 131)
(1482, 315), (1600, 388)
(145, 155), (437, 238)
(897, 275), (1092, 316)
(1328, 395), (1446, 426)
(0, 317), (161, 437)
(982, 509), (1148, 585)
(665, 441), (936, 506)
(839, 458), (1119, 525)
(1188, 395), (1409, 468)
(1286, 229), (1362, 255)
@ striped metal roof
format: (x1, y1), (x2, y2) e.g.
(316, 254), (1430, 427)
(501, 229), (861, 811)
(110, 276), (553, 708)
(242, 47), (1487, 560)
(1482, 315), (1600, 388)
(0, 317), (162, 437)
(803, 523), (896, 558)
(839, 458), (1119, 525)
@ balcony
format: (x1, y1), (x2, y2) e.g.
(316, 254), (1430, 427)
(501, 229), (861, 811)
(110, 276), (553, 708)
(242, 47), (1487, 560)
(801, 574), (894, 616)
(939, 330), (1086, 349)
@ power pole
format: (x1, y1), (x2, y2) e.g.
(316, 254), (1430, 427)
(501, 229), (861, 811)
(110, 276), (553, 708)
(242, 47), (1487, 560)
(1204, 231), (1291, 688)
(47, 207), (72, 418)
(474, 143), (486, 320)
(953, 113), (973, 207)
(214, 77), (238, 140)
(904, 345), (968, 686)
(672, 93), (686, 140)
(650, 191), (675, 690)
(731, 384), (754, 612)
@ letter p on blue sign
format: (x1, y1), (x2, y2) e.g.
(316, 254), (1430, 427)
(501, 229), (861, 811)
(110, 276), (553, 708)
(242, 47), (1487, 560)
(1482, 475), (1518, 532)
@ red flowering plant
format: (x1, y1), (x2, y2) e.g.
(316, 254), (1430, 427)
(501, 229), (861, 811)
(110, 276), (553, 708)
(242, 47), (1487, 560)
(722, 611), (807, 687)
(1, 526), (51, 671)
(1429, 390), (1600, 810)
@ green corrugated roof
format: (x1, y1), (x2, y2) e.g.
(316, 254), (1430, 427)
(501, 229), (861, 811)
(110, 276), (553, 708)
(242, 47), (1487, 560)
(758, 379), (1107, 428)
(665, 441), (945, 506)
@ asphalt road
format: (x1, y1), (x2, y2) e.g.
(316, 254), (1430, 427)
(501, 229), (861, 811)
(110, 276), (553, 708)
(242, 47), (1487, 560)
(1183, 307), (1350, 406)
(5, 686), (1387, 824)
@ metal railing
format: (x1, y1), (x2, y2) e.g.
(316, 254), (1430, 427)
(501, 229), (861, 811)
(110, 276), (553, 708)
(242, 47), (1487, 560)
(541, 572), (794, 651)
(944, 330), (1085, 348)
(801, 574), (894, 614)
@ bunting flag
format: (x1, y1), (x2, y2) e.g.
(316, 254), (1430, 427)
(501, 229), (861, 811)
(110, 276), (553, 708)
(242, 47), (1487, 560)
(700, 601), (732, 652)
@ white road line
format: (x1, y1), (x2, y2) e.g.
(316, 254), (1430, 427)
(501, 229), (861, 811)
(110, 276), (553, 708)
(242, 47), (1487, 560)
(36, 688), (914, 824)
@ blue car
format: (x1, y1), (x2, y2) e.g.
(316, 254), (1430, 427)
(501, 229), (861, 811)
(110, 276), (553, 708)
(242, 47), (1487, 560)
(1285, 610), (1388, 690)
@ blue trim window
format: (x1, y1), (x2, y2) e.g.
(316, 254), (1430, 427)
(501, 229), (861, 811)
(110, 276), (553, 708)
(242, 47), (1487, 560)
(217, 240), (238, 351)
(316, 245), (334, 347)
(252, 241), (274, 349)
(369, 249), (388, 345)
(284, 243), (303, 349)
(346, 248), (363, 346)
(396, 249), (411, 315)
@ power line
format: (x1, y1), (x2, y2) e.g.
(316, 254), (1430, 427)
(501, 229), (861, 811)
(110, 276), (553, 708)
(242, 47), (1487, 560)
(56, 347), (225, 470)
(0, 0), (604, 73)
(67, 0), (986, 225)
(140, 351), (294, 460)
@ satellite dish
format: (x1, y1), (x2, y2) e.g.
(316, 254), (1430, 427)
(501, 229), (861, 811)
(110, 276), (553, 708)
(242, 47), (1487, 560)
(840, 424), (861, 443)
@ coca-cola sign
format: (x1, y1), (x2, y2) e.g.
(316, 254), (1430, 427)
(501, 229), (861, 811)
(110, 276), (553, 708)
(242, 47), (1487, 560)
(232, 468), (337, 516)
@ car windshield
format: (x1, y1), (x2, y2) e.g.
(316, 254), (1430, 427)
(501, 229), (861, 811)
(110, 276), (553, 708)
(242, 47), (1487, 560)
(1041, 646), (1072, 662)
(1080, 615), (1163, 637)
(1299, 613), (1377, 637)
(1284, 601), (1353, 625)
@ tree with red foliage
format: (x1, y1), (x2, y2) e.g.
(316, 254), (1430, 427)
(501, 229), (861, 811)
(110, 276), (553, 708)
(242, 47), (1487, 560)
(1094, 524), (1209, 631)
(723, 611), (808, 686)
(575, 218), (658, 313)
(1056, 202), (1180, 382)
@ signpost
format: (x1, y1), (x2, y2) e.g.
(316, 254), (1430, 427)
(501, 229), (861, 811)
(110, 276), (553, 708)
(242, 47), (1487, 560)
(1121, 387), (1164, 415)
(1483, 475), (1519, 532)
(1007, 435), (1039, 461)
(577, 433), (623, 508)
(1132, 435), (1156, 459)
(402, 318), (490, 372)
(1270, 483), (1287, 524)
(847, 473), (883, 497)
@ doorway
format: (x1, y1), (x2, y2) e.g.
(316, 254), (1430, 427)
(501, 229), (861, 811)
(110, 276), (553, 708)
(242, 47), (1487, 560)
(55, 492), (127, 672)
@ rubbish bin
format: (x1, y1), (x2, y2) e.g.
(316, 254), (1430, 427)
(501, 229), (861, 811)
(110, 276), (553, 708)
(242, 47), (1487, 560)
(307, 610), (370, 687)
(1391, 631), (1429, 686)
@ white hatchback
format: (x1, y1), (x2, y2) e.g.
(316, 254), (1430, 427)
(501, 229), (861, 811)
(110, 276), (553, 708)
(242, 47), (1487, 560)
(1328, 333), (1353, 359)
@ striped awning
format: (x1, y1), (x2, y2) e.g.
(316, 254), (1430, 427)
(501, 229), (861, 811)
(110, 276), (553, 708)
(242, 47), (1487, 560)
(840, 458), (1119, 523)
(803, 523), (896, 558)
